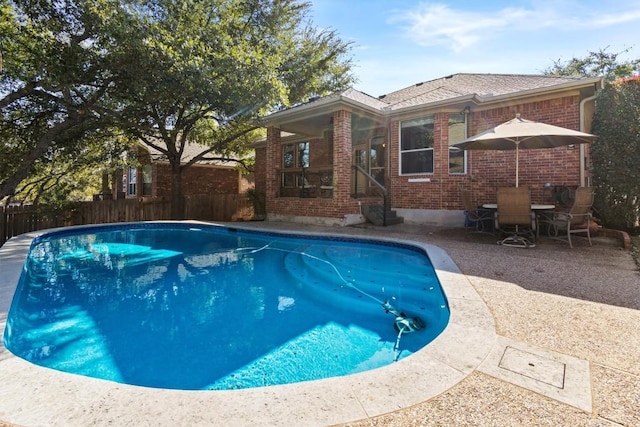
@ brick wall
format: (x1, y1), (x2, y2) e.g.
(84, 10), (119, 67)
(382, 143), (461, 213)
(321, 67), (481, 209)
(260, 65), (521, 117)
(154, 163), (243, 198)
(257, 95), (590, 221)
(254, 146), (267, 197)
(265, 110), (360, 219)
(391, 96), (586, 210)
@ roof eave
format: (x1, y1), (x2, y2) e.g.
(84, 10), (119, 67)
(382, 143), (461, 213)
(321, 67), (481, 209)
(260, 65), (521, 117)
(261, 93), (386, 126)
(261, 76), (604, 126)
(479, 76), (604, 104)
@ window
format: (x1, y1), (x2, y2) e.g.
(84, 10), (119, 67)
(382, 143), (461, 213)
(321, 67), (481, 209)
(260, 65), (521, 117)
(297, 142), (309, 167)
(282, 142), (310, 187)
(282, 142), (310, 168)
(142, 165), (152, 196)
(283, 144), (295, 168)
(400, 116), (434, 174)
(448, 113), (467, 174)
(127, 167), (137, 196)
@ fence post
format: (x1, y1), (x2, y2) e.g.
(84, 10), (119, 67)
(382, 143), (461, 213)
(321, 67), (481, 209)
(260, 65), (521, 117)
(1, 204), (6, 246)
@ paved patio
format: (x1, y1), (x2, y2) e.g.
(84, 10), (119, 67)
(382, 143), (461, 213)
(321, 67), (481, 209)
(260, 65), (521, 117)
(0, 221), (638, 426)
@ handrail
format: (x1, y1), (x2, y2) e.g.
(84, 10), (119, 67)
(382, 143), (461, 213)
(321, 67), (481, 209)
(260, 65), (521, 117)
(352, 165), (386, 195)
(352, 164), (389, 226)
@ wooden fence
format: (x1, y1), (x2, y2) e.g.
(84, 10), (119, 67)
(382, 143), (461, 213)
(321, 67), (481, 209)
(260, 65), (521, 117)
(1, 194), (254, 246)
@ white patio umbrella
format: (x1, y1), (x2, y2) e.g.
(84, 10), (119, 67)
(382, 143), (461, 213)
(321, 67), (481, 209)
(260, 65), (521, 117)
(454, 114), (596, 186)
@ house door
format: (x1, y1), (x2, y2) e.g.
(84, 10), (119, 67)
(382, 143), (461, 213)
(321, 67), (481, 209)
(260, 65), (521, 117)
(352, 144), (368, 195)
(352, 137), (386, 195)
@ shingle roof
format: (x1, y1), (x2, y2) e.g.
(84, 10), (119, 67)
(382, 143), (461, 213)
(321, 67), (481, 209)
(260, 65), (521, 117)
(140, 140), (242, 166)
(377, 73), (590, 110)
(265, 73), (599, 120)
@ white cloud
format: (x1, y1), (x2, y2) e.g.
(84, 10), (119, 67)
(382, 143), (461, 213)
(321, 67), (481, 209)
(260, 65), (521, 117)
(591, 10), (640, 27)
(391, 2), (640, 52)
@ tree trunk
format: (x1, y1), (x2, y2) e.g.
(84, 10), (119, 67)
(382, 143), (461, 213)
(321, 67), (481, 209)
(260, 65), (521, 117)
(170, 162), (184, 219)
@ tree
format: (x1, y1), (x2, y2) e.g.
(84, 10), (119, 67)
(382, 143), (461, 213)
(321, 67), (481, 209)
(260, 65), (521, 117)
(590, 77), (640, 230)
(544, 46), (640, 81)
(0, 0), (134, 202)
(111, 0), (354, 218)
(2, 0), (353, 214)
(545, 47), (640, 230)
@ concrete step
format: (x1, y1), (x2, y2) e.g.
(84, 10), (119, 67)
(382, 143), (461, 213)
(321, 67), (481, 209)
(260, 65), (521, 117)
(361, 204), (404, 226)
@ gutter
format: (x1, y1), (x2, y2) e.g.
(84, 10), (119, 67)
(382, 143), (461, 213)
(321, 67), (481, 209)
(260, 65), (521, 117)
(263, 92), (386, 124)
(579, 79), (603, 186)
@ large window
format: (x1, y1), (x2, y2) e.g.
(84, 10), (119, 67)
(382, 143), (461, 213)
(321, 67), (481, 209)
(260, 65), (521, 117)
(400, 116), (434, 174)
(282, 141), (310, 187)
(282, 142), (309, 168)
(448, 113), (467, 174)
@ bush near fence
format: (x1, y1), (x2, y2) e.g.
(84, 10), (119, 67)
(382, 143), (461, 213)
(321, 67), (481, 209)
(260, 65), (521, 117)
(1, 194), (254, 246)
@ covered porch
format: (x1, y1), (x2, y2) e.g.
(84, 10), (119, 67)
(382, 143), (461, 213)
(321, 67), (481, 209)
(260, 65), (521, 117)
(264, 105), (395, 225)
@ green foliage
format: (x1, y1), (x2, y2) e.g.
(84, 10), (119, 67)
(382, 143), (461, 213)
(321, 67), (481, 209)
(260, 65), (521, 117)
(631, 235), (640, 268)
(108, 0), (354, 218)
(545, 46), (640, 230)
(1, 0), (354, 215)
(0, 0), (136, 200)
(245, 188), (265, 215)
(544, 46), (640, 81)
(13, 132), (133, 206)
(590, 77), (640, 230)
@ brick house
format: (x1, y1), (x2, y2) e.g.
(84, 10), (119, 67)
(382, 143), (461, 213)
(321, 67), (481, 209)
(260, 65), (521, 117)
(110, 141), (253, 200)
(254, 73), (603, 226)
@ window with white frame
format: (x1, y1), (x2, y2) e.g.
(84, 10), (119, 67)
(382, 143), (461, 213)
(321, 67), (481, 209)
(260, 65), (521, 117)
(448, 113), (467, 174)
(400, 116), (434, 174)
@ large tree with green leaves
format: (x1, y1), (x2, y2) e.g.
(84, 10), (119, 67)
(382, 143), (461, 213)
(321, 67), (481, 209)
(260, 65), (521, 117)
(1, 0), (354, 218)
(0, 0), (136, 202)
(111, 0), (354, 218)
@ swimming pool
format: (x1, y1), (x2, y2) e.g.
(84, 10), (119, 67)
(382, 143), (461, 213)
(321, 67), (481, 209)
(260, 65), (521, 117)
(0, 222), (495, 426)
(3, 222), (449, 390)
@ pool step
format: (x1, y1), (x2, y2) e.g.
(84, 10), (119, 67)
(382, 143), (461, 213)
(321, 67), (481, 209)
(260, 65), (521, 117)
(282, 245), (437, 315)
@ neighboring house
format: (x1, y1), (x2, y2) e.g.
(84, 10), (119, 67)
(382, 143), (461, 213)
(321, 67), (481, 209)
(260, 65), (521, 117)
(254, 73), (603, 226)
(108, 141), (253, 200)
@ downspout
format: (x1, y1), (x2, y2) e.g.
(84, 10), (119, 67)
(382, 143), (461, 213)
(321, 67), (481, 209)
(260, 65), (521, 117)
(579, 84), (600, 187)
(386, 115), (393, 218)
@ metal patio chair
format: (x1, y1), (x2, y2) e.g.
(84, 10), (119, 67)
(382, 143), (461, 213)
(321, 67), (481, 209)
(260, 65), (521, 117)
(539, 186), (594, 248)
(494, 186), (536, 248)
(462, 190), (494, 234)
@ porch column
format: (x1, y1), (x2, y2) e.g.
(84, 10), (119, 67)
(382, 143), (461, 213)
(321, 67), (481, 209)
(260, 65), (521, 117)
(265, 126), (281, 213)
(332, 110), (352, 204)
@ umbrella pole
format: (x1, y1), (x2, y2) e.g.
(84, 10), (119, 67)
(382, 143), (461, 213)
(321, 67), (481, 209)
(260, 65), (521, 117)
(515, 142), (520, 187)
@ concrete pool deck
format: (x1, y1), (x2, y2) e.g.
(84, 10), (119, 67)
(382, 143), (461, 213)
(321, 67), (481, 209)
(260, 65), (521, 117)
(0, 221), (638, 426)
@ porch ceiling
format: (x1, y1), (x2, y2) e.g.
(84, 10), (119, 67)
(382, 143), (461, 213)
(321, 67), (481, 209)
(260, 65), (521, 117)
(276, 114), (333, 138)
(274, 113), (386, 139)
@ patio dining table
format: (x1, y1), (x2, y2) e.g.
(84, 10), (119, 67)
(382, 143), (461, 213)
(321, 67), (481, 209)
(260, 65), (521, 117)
(481, 203), (555, 210)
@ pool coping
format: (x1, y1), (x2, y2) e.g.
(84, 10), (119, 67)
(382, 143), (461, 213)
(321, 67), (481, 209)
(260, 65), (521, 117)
(0, 221), (496, 426)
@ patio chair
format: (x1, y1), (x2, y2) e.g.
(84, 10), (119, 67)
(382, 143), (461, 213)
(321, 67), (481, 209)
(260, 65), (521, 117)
(461, 190), (494, 234)
(539, 187), (594, 248)
(494, 186), (536, 248)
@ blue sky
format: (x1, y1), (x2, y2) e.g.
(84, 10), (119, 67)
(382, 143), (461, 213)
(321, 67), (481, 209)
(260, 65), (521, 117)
(309, 0), (640, 96)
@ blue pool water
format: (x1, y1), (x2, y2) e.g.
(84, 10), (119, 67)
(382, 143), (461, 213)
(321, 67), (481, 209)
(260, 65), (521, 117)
(3, 223), (449, 390)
